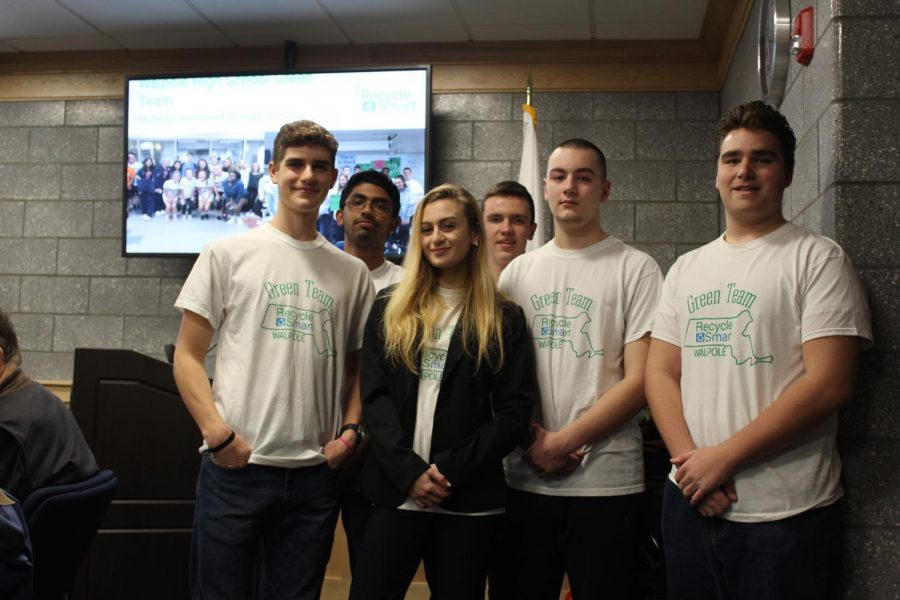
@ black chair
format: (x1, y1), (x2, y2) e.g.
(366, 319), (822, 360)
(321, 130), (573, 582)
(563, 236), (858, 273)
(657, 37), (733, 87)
(22, 470), (119, 600)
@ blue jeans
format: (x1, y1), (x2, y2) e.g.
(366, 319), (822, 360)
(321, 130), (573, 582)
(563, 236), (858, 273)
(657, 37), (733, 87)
(662, 481), (841, 600)
(190, 454), (340, 600)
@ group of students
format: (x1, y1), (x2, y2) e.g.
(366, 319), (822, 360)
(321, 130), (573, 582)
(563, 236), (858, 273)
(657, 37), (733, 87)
(128, 154), (271, 222)
(172, 100), (872, 600)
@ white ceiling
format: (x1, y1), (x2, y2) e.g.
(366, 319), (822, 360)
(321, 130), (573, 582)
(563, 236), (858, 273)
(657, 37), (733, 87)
(0, 0), (711, 53)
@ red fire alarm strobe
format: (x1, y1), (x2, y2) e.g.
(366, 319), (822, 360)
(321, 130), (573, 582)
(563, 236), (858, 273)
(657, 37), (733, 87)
(792, 6), (815, 65)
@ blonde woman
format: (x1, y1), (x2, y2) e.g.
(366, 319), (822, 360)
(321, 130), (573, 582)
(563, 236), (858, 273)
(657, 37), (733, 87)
(350, 184), (536, 599)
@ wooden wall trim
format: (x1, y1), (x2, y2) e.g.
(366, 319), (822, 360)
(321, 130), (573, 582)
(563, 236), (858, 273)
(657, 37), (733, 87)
(38, 380), (72, 403)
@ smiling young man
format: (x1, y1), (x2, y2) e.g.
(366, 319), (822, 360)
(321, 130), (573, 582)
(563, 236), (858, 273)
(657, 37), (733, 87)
(495, 139), (662, 599)
(173, 120), (374, 600)
(646, 102), (872, 600)
(482, 180), (537, 281)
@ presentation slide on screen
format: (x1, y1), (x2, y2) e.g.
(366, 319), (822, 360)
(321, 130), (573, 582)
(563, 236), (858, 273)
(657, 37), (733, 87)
(128, 71), (428, 139)
(125, 69), (428, 257)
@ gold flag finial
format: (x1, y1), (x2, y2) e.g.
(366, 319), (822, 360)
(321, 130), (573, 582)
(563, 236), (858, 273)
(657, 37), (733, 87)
(526, 72), (533, 106)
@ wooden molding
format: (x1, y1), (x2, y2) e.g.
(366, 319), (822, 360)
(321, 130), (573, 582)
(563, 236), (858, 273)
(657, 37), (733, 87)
(38, 380), (72, 403)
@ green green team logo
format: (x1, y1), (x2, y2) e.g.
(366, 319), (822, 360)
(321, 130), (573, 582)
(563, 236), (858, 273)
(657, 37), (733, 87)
(684, 310), (772, 365)
(261, 304), (335, 356)
(531, 312), (603, 358)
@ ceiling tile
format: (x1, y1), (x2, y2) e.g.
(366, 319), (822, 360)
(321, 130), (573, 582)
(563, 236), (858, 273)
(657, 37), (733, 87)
(469, 24), (592, 41)
(594, 22), (702, 40)
(113, 32), (235, 50)
(456, 0), (590, 26)
(593, 0), (708, 23)
(0, 0), (97, 37)
(324, 0), (460, 26)
(343, 25), (468, 44)
(190, 0), (334, 29)
(58, 0), (212, 35)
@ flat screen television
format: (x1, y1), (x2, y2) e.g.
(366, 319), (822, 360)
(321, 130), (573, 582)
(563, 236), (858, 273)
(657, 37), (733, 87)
(123, 66), (430, 257)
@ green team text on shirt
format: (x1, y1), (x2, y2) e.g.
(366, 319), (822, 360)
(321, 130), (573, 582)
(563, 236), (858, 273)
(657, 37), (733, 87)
(531, 287), (594, 311)
(264, 279), (334, 310)
(686, 283), (756, 313)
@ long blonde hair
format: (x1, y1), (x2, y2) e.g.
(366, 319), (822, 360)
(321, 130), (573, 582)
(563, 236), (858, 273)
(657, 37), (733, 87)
(383, 183), (505, 373)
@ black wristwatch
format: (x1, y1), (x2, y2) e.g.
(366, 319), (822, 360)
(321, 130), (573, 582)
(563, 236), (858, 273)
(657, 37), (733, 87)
(339, 423), (364, 446)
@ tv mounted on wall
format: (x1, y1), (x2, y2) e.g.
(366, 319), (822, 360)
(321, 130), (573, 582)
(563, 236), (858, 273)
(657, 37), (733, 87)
(123, 66), (430, 258)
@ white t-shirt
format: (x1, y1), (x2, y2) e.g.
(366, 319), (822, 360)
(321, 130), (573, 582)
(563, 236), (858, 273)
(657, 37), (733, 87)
(371, 260), (404, 293)
(179, 178), (197, 200)
(195, 178), (215, 202)
(652, 223), (872, 522)
(175, 224), (375, 468)
(499, 237), (662, 496)
(163, 179), (181, 201)
(259, 177), (278, 215)
(406, 178), (424, 196)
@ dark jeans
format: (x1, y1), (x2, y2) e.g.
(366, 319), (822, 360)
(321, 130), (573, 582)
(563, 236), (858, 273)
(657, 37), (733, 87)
(662, 481), (841, 600)
(490, 489), (640, 600)
(338, 489), (370, 574)
(190, 455), (339, 600)
(349, 507), (501, 600)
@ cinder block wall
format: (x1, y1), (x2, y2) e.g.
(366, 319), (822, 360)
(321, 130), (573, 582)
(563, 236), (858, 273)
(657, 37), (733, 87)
(0, 99), (196, 378)
(1, 91), (723, 378)
(432, 90), (724, 273)
(723, 0), (900, 597)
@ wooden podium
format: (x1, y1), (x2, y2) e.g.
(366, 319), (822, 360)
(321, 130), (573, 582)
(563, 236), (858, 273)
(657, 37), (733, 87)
(70, 348), (200, 599)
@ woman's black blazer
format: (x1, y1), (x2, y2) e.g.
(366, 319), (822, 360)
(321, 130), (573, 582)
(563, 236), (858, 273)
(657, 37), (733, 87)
(358, 293), (537, 513)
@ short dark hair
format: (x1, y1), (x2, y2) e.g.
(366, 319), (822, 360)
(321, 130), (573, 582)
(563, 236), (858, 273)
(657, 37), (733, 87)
(483, 181), (535, 224)
(718, 101), (796, 177)
(339, 171), (401, 217)
(554, 138), (607, 180)
(0, 308), (21, 366)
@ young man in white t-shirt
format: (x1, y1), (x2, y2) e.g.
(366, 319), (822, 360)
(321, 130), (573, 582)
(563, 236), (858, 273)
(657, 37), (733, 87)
(173, 120), (375, 600)
(336, 170), (405, 294)
(481, 180), (537, 282)
(495, 139), (663, 599)
(646, 101), (872, 599)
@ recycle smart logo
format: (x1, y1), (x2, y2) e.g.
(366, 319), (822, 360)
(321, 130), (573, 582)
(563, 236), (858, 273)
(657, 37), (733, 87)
(261, 304), (335, 356)
(359, 88), (416, 112)
(684, 310), (772, 365)
(531, 312), (603, 358)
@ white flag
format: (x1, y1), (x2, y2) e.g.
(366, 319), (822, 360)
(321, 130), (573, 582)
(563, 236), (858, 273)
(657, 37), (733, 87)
(518, 103), (545, 251)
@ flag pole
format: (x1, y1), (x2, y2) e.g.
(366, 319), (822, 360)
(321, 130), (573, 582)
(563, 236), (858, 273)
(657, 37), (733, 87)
(519, 71), (544, 250)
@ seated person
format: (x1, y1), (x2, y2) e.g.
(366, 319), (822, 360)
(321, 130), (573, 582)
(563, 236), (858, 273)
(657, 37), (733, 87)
(0, 487), (32, 600)
(0, 309), (98, 501)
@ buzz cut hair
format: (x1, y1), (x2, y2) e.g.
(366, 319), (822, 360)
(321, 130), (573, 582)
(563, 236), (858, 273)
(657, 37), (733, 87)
(554, 138), (607, 180)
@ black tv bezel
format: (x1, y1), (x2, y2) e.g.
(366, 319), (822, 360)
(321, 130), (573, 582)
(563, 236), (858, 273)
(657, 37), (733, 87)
(122, 64), (432, 259)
